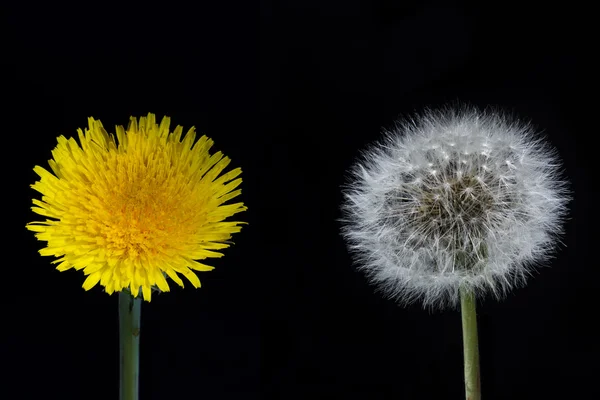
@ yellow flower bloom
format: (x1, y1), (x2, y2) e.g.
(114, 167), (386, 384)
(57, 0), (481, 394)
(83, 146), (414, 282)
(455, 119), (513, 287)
(27, 113), (247, 301)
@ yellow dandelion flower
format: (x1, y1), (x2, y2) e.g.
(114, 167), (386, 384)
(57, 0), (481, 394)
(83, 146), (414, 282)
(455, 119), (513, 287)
(27, 113), (247, 301)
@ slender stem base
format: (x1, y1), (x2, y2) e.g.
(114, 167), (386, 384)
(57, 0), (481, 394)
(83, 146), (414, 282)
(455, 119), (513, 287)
(460, 288), (481, 400)
(119, 291), (141, 400)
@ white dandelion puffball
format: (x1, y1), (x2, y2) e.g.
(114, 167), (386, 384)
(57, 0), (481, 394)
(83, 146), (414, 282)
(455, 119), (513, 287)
(341, 106), (570, 309)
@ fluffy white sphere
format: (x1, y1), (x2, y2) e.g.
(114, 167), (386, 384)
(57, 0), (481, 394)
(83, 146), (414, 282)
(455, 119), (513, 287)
(341, 106), (570, 309)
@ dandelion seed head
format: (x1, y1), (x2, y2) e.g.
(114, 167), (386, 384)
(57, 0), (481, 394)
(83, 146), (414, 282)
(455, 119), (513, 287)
(341, 106), (570, 309)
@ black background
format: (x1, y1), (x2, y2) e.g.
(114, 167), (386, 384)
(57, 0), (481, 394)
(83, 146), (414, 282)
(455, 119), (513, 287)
(3, 1), (595, 399)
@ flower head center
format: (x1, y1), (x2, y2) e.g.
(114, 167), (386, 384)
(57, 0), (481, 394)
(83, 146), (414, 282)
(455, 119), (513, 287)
(418, 176), (492, 230)
(91, 151), (206, 261)
(411, 174), (493, 271)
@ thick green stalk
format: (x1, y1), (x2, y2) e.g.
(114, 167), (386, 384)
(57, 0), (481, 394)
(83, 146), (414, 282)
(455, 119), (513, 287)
(119, 291), (141, 400)
(460, 287), (481, 400)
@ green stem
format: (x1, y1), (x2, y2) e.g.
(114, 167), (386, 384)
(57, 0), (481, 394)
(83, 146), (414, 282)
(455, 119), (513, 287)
(460, 287), (481, 400)
(119, 291), (141, 400)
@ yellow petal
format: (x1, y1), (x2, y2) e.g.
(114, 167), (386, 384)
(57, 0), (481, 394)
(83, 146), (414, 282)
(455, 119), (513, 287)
(25, 224), (47, 233)
(187, 260), (215, 271)
(142, 285), (152, 301)
(82, 271), (102, 291)
(181, 268), (201, 288)
(153, 270), (170, 292)
(55, 260), (72, 271)
(165, 269), (184, 288)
